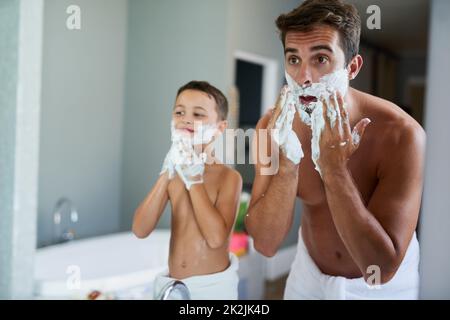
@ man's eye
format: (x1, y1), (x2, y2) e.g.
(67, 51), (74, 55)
(288, 56), (300, 65)
(317, 56), (329, 64)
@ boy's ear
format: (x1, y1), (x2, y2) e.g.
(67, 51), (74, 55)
(217, 120), (228, 133)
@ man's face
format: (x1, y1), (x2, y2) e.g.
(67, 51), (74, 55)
(284, 25), (348, 105)
(172, 89), (219, 137)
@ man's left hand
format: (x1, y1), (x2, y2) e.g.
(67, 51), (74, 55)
(317, 92), (371, 176)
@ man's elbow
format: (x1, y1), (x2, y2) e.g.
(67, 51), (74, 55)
(253, 239), (280, 257)
(364, 260), (401, 286)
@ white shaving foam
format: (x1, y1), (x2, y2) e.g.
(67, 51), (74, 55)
(284, 69), (350, 175)
(170, 120), (217, 145)
(352, 131), (360, 146)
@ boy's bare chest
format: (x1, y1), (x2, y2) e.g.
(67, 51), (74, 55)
(167, 173), (220, 213)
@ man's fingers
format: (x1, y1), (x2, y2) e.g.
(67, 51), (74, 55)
(325, 94), (340, 136)
(267, 89), (287, 130)
(321, 97), (332, 132)
(267, 106), (282, 130)
(352, 118), (371, 147)
(337, 92), (351, 138)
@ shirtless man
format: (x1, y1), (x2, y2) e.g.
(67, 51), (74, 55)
(245, 0), (425, 299)
(133, 81), (242, 299)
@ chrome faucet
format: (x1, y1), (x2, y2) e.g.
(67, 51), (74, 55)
(157, 280), (191, 300)
(53, 197), (78, 244)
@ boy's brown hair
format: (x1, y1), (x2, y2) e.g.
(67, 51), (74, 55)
(276, 0), (361, 65)
(177, 81), (228, 121)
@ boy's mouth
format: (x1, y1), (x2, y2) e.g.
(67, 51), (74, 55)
(176, 126), (194, 133)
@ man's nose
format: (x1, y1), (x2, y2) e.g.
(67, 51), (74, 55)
(294, 64), (312, 87)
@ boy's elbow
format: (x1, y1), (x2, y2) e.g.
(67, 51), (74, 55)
(206, 234), (227, 249)
(132, 220), (150, 239)
(132, 226), (148, 239)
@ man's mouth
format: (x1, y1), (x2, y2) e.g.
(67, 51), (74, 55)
(299, 95), (317, 105)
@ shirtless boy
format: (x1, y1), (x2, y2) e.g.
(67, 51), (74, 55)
(133, 81), (242, 299)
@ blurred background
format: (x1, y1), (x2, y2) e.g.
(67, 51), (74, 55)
(1, 0), (449, 299)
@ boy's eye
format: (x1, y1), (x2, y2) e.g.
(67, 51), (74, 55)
(174, 111), (184, 116)
(194, 113), (205, 117)
(288, 55), (300, 65)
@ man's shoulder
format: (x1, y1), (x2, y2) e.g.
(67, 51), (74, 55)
(357, 90), (426, 166)
(357, 89), (425, 141)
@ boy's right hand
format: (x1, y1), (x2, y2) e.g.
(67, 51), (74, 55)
(160, 143), (177, 179)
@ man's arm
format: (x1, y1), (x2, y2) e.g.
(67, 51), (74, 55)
(245, 113), (299, 257)
(189, 169), (242, 249)
(322, 124), (425, 284)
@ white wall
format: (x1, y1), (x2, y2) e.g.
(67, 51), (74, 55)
(225, 0), (301, 89)
(225, 0), (303, 248)
(120, 0), (304, 242)
(0, 0), (43, 298)
(38, 0), (127, 246)
(120, 0), (229, 230)
(419, 0), (450, 299)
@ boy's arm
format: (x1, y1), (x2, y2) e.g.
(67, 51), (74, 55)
(132, 173), (169, 238)
(188, 169), (243, 249)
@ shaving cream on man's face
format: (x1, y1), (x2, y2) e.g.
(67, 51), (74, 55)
(284, 69), (350, 176)
(284, 69), (349, 125)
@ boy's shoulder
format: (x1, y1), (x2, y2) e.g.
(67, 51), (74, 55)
(207, 164), (242, 187)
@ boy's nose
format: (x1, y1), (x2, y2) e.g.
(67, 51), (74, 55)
(182, 116), (193, 125)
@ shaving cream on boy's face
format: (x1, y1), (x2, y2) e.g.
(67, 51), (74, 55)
(170, 120), (218, 145)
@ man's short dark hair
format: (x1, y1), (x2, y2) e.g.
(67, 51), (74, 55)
(276, 0), (361, 65)
(177, 81), (228, 121)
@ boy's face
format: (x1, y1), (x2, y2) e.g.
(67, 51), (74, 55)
(172, 89), (224, 137)
(284, 25), (352, 104)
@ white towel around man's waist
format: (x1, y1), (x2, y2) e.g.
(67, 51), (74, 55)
(284, 229), (420, 300)
(153, 253), (239, 300)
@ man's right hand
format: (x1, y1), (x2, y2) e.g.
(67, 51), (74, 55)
(267, 85), (304, 165)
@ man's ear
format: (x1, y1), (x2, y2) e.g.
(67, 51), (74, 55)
(347, 54), (363, 81)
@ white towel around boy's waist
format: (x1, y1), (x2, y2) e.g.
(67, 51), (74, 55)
(153, 253), (239, 300)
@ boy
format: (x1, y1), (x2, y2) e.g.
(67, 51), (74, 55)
(132, 81), (243, 300)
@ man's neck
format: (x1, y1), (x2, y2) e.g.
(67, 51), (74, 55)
(345, 87), (362, 128)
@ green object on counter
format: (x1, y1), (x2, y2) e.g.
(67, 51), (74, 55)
(234, 200), (248, 232)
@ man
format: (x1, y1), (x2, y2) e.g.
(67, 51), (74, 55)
(245, 0), (425, 299)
